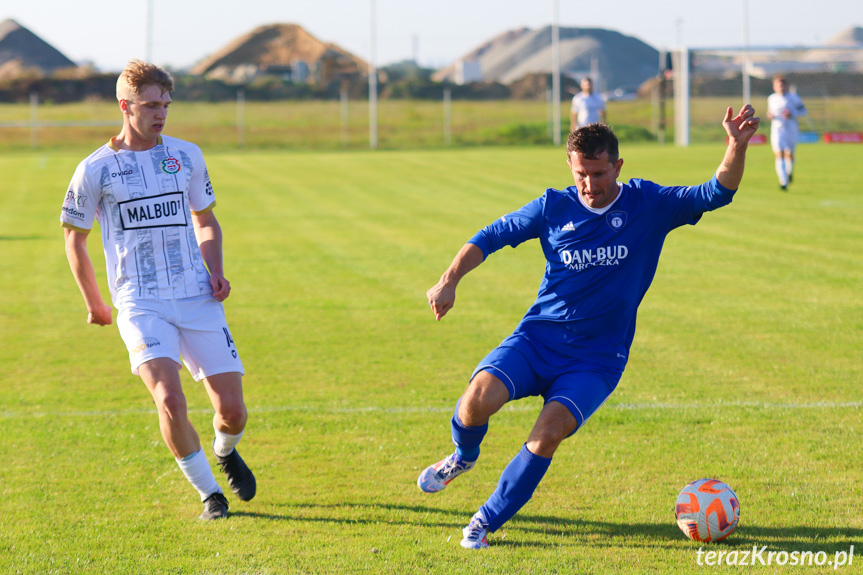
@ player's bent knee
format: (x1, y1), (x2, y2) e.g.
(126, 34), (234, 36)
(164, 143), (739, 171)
(534, 423), (576, 447)
(460, 373), (509, 425)
(217, 404), (247, 428)
(526, 435), (566, 458)
(528, 427), (576, 457)
(466, 371), (509, 402)
(527, 404), (579, 456)
(157, 391), (188, 419)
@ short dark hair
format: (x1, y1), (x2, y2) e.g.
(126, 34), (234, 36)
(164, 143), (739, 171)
(566, 123), (619, 164)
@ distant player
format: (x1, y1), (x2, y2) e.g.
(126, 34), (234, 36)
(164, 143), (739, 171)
(418, 105), (760, 549)
(60, 60), (255, 520)
(767, 75), (807, 190)
(570, 77), (606, 130)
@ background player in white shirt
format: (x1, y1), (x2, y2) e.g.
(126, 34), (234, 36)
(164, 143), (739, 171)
(61, 60), (255, 520)
(767, 75), (807, 190)
(570, 77), (606, 130)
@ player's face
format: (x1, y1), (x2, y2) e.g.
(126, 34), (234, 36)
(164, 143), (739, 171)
(581, 79), (593, 93)
(773, 78), (787, 94)
(122, 83), (171, 143)
(567, 151), (623, 209)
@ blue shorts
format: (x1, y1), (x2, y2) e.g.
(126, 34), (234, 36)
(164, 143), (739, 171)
(471, 321), (623, 430)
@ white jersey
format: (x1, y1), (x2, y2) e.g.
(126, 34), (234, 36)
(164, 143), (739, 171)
(61, 135), (216, 306)
(767, 92), (806, 134)
(571, 92), (606, 127)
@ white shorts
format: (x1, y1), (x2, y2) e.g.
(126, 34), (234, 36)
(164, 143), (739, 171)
(771, 126), (798, 153)
(117, 295), (244, 381)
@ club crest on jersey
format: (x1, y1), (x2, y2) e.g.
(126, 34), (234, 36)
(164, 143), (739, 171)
(606, 210), (627, 231)
(161, 157), (181, 174)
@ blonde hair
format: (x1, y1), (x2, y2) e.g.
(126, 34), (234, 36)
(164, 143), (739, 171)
(116, 59), (174, 101)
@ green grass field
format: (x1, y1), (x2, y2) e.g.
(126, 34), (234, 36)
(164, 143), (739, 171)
(0, 139), (861, 574)
(5, 95), (861, 153)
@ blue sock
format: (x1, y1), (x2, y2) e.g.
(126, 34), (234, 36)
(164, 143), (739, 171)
(451, 399), (487, 461)
(479, 443), (552, 532)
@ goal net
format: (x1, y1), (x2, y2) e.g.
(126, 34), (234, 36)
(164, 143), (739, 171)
(673, 45), (863, 145)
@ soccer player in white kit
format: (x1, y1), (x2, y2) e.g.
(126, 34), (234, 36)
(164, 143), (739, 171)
(60, 60), (255, 520)
(570, 77), (606, 130)
(767, 75), (807, 190)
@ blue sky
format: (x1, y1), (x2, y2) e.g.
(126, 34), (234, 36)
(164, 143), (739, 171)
(6, 0), (861, 72)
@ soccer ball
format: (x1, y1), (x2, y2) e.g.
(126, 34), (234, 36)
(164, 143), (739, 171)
(675, 478), (740, 542)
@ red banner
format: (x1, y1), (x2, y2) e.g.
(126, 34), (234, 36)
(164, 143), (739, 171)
(823, 132), (863, 144)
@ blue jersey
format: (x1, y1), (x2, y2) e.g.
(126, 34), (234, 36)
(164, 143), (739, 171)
(469, 175), (735, 369)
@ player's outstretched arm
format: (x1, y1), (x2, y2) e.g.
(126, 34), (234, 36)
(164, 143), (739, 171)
(427, 243), (484, 322)
(64, 228), (113, 326)
(716, 105), (760, 191)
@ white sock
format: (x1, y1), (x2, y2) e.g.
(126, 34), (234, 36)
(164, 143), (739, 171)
(784, 157), (794, 178)
(775, 158), (788, 186)
(176, 449), (222, 501)
(213, 428), (244, 457)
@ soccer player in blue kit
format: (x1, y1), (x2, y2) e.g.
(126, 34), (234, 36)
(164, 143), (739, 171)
(418, 104), (760, 549)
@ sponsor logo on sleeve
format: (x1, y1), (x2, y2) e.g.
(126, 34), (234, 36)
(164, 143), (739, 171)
(204, 169), (214, 196)
(62, 190), (87, 220)
(118, 192), (187, 230)
(65, 190), (87, 207)
(62, 206), (86, 220)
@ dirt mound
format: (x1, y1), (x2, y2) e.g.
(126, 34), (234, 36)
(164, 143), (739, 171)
(190, 23), (368, 85)
(433, 26), (659, 92)
(0, 19), (77, 76)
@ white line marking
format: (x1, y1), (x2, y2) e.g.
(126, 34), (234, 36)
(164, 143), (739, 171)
(1, 401), (859, 420)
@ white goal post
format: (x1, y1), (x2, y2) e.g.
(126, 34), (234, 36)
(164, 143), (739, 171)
(673, 45), (863, 146)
